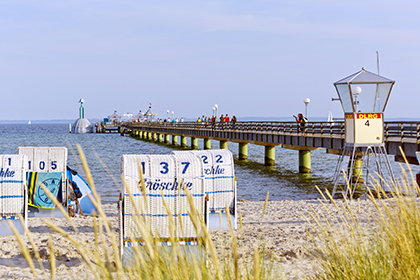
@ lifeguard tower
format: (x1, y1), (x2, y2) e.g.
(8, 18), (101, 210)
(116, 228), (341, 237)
(332, 68), (396, 197)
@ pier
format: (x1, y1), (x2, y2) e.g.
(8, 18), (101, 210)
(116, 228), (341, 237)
(96, 122), (120, 133)
(118, 121), (420, 173)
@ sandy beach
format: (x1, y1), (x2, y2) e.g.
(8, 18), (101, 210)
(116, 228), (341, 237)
(0, 197), (381, 279)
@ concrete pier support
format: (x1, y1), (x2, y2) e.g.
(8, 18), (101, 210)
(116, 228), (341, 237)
(239, 143), (248, 160)
(158, 134), (163, 142)
(191, 137), (198, 150)
(352, 156), (364, 183)
(139, 131), (143, 139)
(264, 146), (275, 166)
(172, 135), (178, 146)
(204, 139), (211, 150)
(164, 134), (170, 143)
(298, 150), (311, 173)
(220, 140), (228, 149)
(148, 132), (152, 140)
(181, 136), (187, 147)
(152, 133), (156, 141)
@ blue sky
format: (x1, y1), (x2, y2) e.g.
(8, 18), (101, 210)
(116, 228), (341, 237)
(1, 1), (419, 121)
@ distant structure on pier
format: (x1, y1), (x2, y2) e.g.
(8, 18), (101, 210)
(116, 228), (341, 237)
(144, 103), (156, 122)
(71, 98), (93, 133)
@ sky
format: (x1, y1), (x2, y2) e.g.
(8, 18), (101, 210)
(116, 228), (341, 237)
(1, 0), (420, 121)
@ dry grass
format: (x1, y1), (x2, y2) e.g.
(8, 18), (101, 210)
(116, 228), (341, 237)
(8, 145), (282, 279)
(11, 145), (420, 279)
(305, 148), (420, 279)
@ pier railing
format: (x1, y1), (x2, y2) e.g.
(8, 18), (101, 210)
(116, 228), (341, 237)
(123, 121), (420, 141)
(125, 121), (343, 133)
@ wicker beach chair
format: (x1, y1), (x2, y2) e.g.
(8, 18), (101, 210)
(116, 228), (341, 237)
(0, 155), (28, 236)
(119, 154), (207, 261)
(18, 147), (68, 218)
(172, 149), (237, 230)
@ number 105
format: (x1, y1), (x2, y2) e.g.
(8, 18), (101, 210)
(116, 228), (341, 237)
(28, 160), (58, 170)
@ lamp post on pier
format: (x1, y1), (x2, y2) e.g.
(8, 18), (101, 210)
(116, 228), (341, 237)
(303, 98), (310, 119)
(172, 111), (174, 120)
(166, 110), (169, 120)
(214, 104), (218, 119)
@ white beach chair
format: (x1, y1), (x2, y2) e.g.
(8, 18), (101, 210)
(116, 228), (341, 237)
(119, 154), (207, 261)
(172, 149), (237, 230)
(18, 147), (68, 218)
(0, 155), (28, 236)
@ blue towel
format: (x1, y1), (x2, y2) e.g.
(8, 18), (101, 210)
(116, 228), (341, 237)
(27, 172), (62, 209)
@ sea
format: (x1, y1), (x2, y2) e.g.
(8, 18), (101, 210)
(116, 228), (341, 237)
(0, 123), (417, 204)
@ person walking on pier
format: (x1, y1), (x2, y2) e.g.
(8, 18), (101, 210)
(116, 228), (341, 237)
(224, 114), (230, 129)
(294, 113), (307, 134)
(225, 114), (230, 125)
(220, 114), (224, 129)
(197, 117), (201, 129)
(231, 115), (237, 129)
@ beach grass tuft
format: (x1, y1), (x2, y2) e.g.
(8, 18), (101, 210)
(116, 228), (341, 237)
(306, 149), (420, 279)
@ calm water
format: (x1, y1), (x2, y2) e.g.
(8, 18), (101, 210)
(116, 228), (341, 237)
(0, 123), (416, 203)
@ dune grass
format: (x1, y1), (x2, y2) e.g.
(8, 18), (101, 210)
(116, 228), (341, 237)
(305, 149), (420, 279)
(9, 145), (282, 279)
(10, 145), (420, 279)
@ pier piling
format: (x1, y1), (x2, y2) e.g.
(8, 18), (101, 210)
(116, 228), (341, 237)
(352, 156), (364, 182)
(264, 146), (275, 166)
(204, 139), (211, 150)
(172, 135), (178, 146)
(181, 136), (187, 147)
(239, 143), (248, 160)
(298, 150), (311, 173)
(191, 137), (198, 150)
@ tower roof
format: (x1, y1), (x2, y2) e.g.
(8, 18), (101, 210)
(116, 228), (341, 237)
(334, 68), (394, 85)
